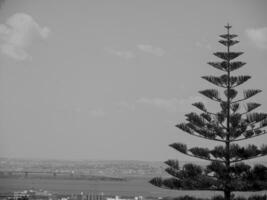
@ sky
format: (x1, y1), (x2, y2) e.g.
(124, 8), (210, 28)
(0, 0), (267, 161)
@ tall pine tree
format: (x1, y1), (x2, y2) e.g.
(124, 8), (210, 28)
(150, 25), (267, 200)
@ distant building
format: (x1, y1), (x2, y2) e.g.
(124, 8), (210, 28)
(106, 196), (143, 200)
(13, 189), (53, 200)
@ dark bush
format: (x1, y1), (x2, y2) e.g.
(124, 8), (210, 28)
(248, 195), (267, 200)
(211, 195), (224, 200)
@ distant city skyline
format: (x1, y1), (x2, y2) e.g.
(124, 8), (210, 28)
(0, 0), (267, 161)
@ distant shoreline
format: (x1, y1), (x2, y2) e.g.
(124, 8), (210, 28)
(0, 177), (266, 198)
(1, 157), (266, 178)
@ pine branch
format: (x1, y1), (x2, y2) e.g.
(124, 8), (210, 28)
(194, 130), (226, 142)
(165, 167), (181, 178)
(246, 102), (261, 112)
(192, 102), (207, 112)
(198, 109), (227, 130)
(202, 75), (250, 88)
(160, 178), (181, 190)
(243, 129), (263, 138)
(231, 130), (267, 142)
(177, 121), (227, 142)
(199, 89), (221, 102)
(214, 52), (243, 61)
(207, 111), (221, 117)
(165, 163), (215, 180)
(259, 118), (267, 129)
(201, 75), (227, 88)
(150, 177), (163, 187)
(185, 112), (206, 127)
(207, 61), (246, 72)
(176, 123), (225, 142)
(210, 146), (226, 160)
(233, 89), (262, 104)
(164, 159), (180, 170)
(206, 161), (227, 177)
(230, 162), (251, 177)
(230, 154), (267, 163)
(219, 40), (239, 47)
(230, 75), (251, 88)
(230, 144), (267, 163)
(185, 112), (226, 134)
(220, 34), (238, 40)
(246, 112), (267, 124)
(229, 115), (267, 141)
(189, 147), (211, 159)
(229, 61), (246, 72)
(169, 143), (224, 163)
(231, 103), (240, 113)
(229, 113), (243, 131)
(169, 143), (187, 154)
(208, 61), (227, 72)
(200, 112), (213, 122)
(261, 145), (267, 155)
(244, 89), (262, 99)
(240, 102), (261, 115)
(176, 123), (194, 134)
(246, 120), (267, 133)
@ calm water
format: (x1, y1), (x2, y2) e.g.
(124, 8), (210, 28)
(0, 177), (266, 198)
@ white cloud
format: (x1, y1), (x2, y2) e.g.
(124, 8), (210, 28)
(137, 44), (165, 56)
(116, 101), (135, 111)
(89, 108), (106, 117)
(136, 96), (204, 112)
(0, 13), (51, 60)
(105, 47), (135, 59)
(246, 27), (267, 49)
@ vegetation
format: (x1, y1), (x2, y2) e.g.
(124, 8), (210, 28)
(162, 195), (267, 200)
(150, 24), (267, 200)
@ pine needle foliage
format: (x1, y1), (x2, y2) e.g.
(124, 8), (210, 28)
(150, 25), (267, 200)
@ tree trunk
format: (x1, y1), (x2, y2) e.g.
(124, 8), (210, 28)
(225, 24), (231, 200)
(224, 189), (231, 200)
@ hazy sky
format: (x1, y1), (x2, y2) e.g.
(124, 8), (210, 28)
(0, 0), (267, 161)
